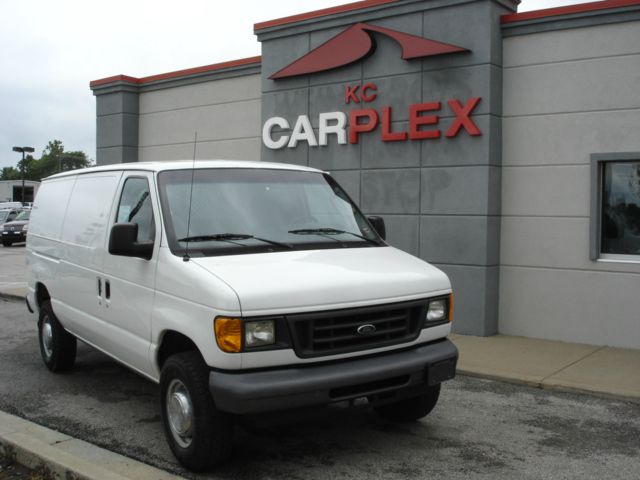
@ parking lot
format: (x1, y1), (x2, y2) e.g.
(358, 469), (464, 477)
(0, 244), (26, 295)
(1, 293), (639, 479)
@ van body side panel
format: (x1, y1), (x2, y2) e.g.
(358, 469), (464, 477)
(26, 176), (77, 315)
(150, 247), (243, 376)
(54, 173), (121, 337)
(28, 177), (77, 243)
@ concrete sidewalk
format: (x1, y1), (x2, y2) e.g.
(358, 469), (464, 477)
(0, 283), (27, 301)
(450, 333), (640, 402)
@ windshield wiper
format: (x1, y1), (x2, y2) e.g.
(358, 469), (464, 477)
(288, 228), (380, 245)
(178, 233), (293, 249)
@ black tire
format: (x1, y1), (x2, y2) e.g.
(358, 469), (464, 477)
(2, 241), (11, 247)
(160, 352), (233, 471)
(374, 384), (441, 422)
(38, 300), (77, 372)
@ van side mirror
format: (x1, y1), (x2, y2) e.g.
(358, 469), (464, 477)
(367, 216), (386, 241)
(108, 223), (153, 260)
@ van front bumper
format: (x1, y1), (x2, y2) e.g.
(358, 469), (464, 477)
(209, 339), (457, 414)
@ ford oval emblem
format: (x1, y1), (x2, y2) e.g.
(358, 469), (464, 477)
(357, 324), (377, 336)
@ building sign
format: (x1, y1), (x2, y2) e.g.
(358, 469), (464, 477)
(262, 83), (482, 149)
(270, 22), (468, 79)
(263, 22), (480, 150)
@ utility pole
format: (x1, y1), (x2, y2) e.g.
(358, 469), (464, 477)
(12, 146), (35, 204)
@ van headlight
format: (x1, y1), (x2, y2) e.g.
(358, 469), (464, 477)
(214, 317), (242, 353)
(425, 294), (453, 326)
(214, 317), (277, 352)
(245, 320), (275, 347)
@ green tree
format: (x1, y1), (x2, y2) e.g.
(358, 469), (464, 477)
(58, 151), (91, 172)
(17, 154), (35, 180)
(0, 167), (20, 181)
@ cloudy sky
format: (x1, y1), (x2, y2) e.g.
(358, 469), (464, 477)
(0, 0), (577, 169)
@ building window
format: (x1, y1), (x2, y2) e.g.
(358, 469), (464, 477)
(591, 154), (640, 261)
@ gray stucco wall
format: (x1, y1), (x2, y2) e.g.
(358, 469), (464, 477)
(500, 20), (640, 348)
(95, 87), (140, 165)
(257, 0), (517, 336)
(138, 75), (261, 161)
(92, 67), (262, 165)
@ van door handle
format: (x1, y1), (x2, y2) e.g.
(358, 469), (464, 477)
(105, 280), (111, 300)
(97, 278), (102, 297)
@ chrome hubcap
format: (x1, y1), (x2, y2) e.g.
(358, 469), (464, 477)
(166, 379), (194, 448)
(41, 316), (53, 358)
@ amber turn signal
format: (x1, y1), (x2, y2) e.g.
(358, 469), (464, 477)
(214, 317), (242, 353)
(448, 293), (454, 322)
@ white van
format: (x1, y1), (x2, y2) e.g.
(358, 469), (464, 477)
(26, 160), (457, 471)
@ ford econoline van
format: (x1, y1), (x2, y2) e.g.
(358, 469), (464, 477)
(26, 160), (457, 471)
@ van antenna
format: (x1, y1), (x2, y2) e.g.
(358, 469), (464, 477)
(183, 132), (198, 262)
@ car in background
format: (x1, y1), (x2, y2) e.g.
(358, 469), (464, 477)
(2, 210), (30, 246)
(0, 209), (21, 227)
(0, 202), (23, 210)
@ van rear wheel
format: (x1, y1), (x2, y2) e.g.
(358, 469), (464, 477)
(374, 384), (441, 422)
(160, 352), (233, 471)
(2, 240), (11, 247)
(38, 300), (77, 372)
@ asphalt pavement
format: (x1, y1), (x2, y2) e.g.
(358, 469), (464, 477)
(1, 299), (639, 480)
(0, 245), (26, 299)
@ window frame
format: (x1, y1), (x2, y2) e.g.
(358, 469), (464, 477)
(114, 175), (156, 246)
(590, 153), (640, 263)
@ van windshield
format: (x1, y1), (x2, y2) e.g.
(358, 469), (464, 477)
(157, 168), (384, 257)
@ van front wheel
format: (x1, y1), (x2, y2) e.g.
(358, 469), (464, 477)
(374, 384), (441, 422)
(38, 300), (77, 372)
(160, 352), (233, 471)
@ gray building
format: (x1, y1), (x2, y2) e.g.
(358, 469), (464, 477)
(90, 0), (640, 349)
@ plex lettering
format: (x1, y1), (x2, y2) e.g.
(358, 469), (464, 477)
(262, 97), (482, 149)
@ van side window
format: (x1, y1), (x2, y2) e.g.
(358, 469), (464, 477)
(116, 177), (155, 243)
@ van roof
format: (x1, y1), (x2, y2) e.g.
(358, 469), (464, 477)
(45, 160), (324, 180)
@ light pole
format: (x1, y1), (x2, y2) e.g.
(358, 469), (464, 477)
(12, 146), (35, 204)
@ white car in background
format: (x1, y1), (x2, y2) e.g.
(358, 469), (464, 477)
(0, 208), (20, 226)
(0, 202), (23, 210)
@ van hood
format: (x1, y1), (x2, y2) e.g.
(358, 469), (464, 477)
(191, 246), (450, 315)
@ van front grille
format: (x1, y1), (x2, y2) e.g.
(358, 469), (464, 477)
(286, 299), (427, 358)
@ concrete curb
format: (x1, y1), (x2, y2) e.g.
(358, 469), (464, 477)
(0, 291), (25, 302)
(457, 369), (640, 404)
(0, 411), (183, 480)
(0, 283), (27, 302)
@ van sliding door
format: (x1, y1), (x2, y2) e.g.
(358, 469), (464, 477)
(56, 172), (122, 338)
